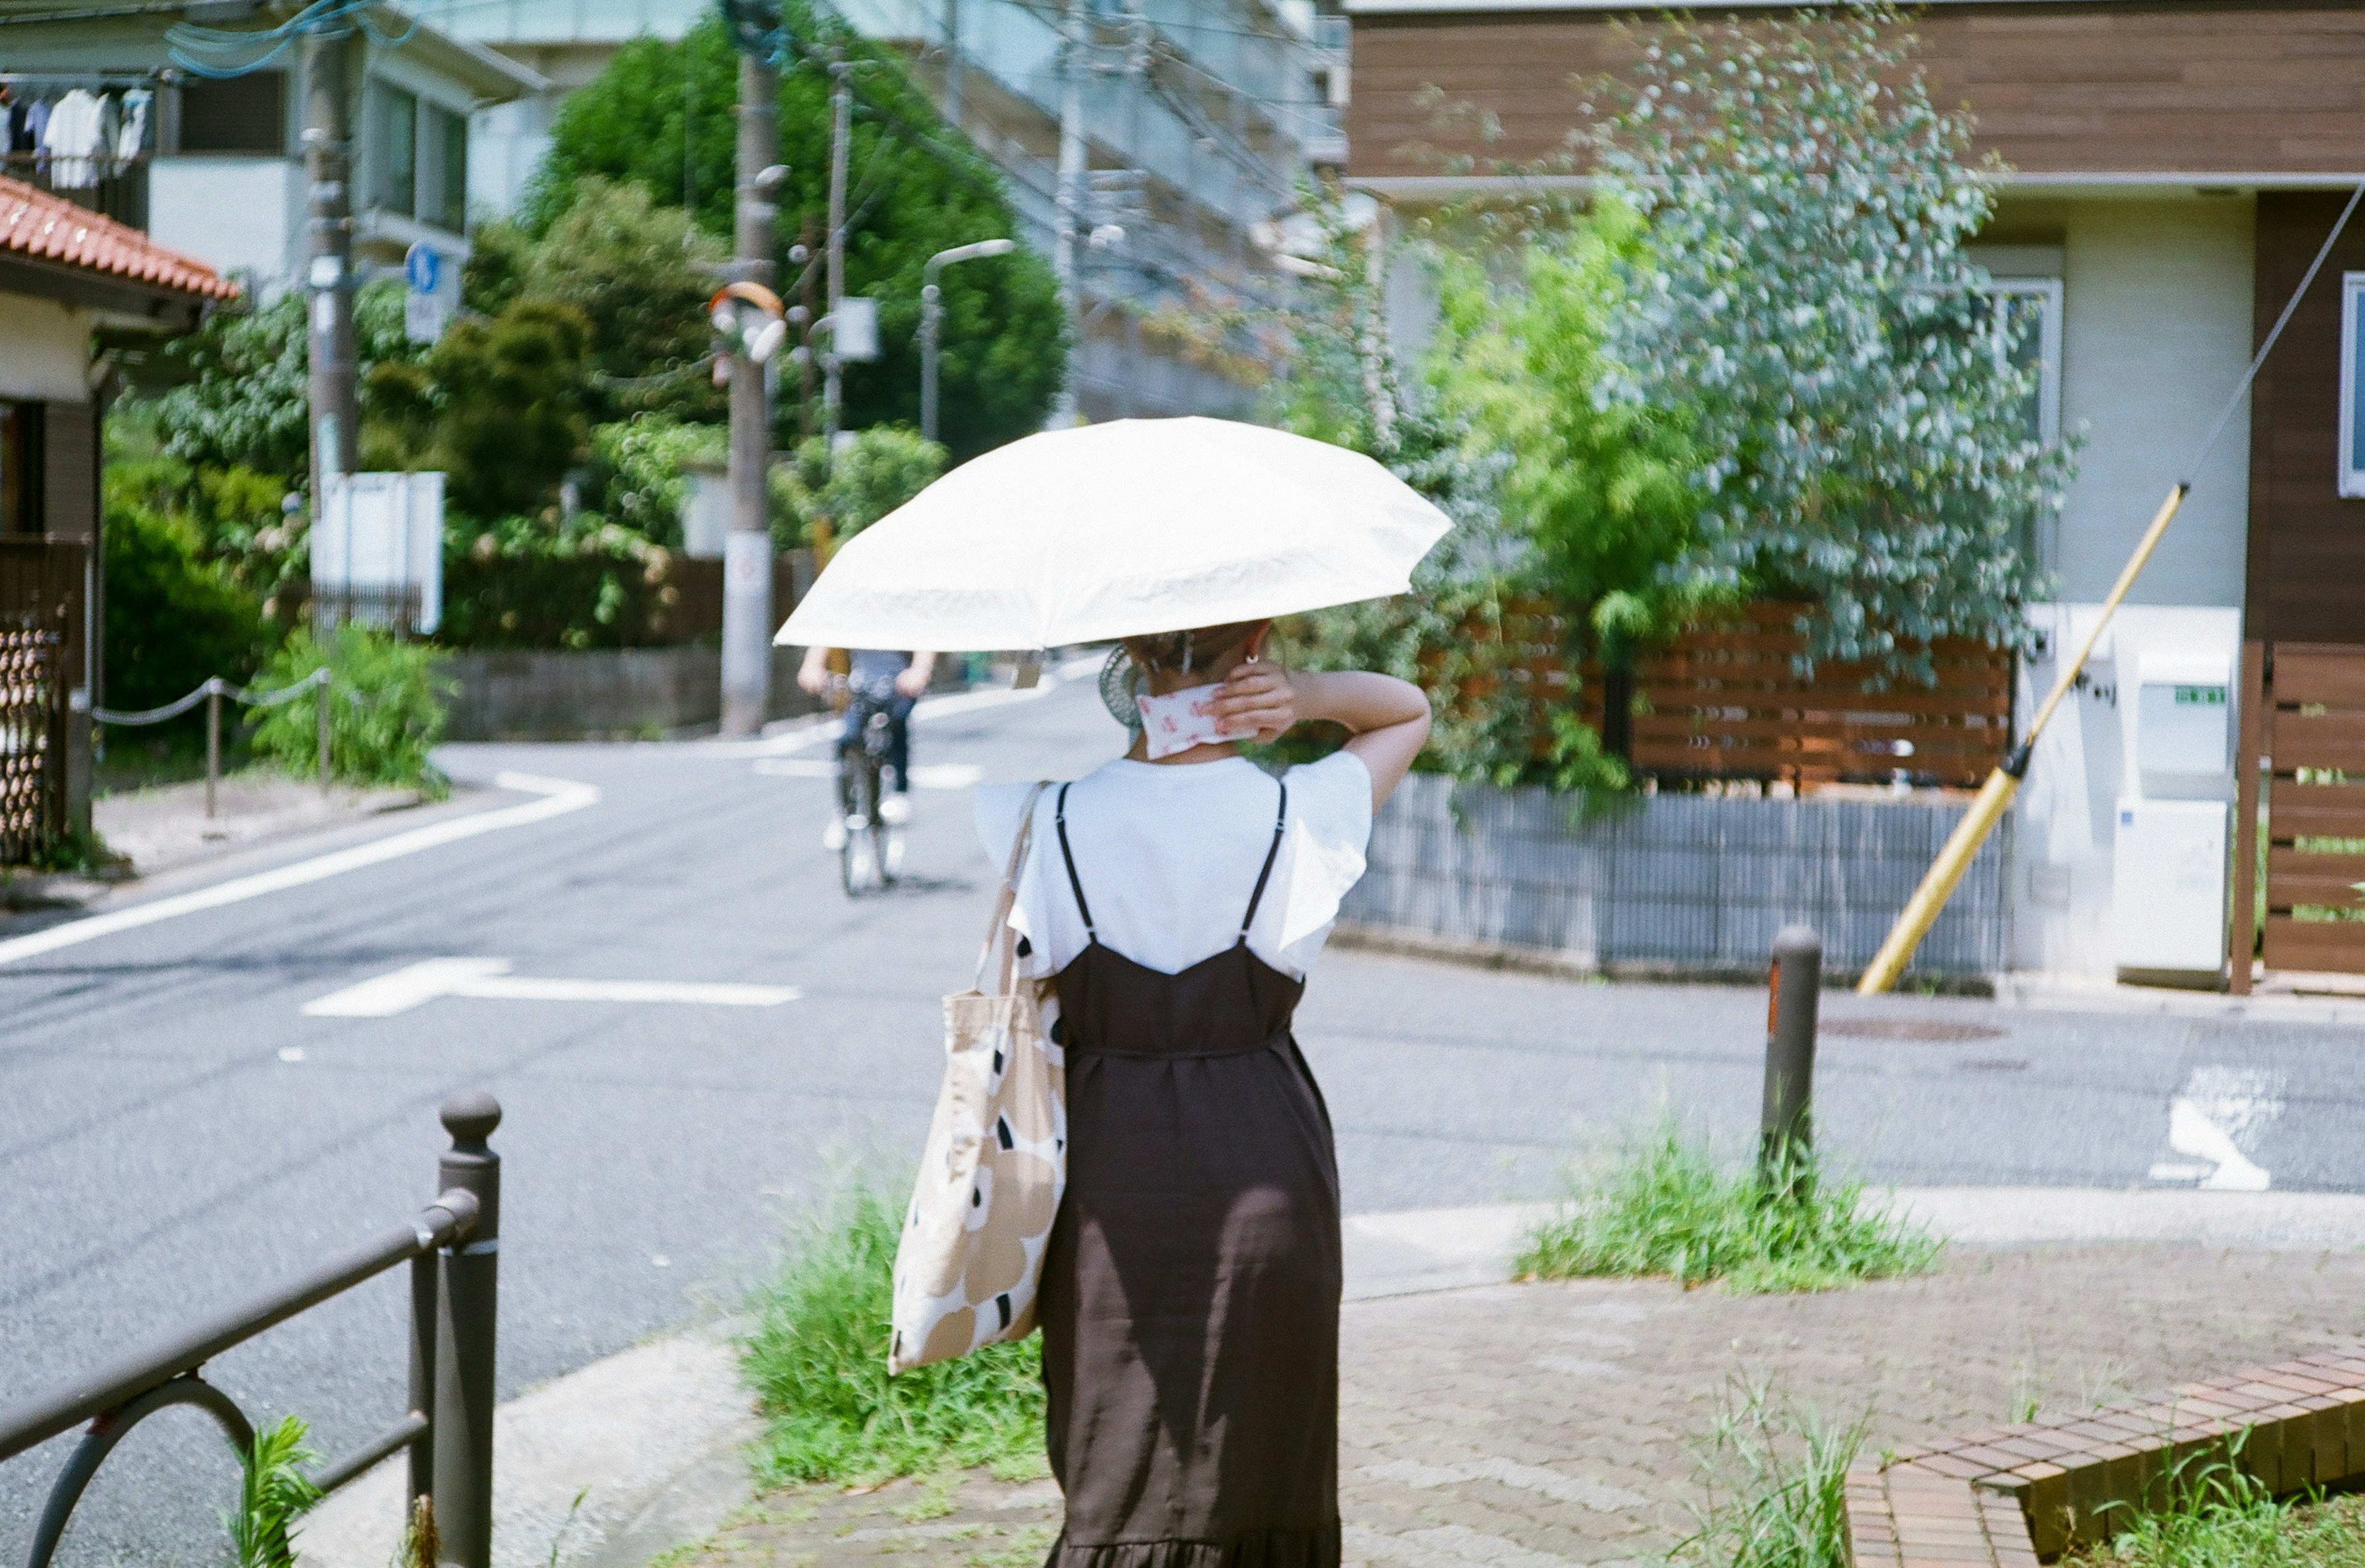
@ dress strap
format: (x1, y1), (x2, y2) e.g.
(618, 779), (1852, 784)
(1239, 780), (1289, 937)
(1054, 782), (1098, 939)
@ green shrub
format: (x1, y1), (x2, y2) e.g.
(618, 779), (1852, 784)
(770, 427), (945, 551)
(248, 626), (450, 794)
(1517, 1122), (1939, 1293)
(2076, 1444), (2365, 1568)
(742, 1185), (1045, 1487)
(589, 416), (725, 546)
(439, 511), (687, 650)
(101, 493), (267, 717)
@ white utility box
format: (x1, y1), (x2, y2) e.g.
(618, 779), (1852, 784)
(2111, 644), (2234, 981)
(315, 471), (443, 634)
(2111, 799), (2230, 974)
(681, 464), (730, 560)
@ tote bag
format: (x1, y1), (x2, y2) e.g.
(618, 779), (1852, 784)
(889, 782), (1067, 1373)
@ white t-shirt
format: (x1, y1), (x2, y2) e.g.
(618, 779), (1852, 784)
(973, 751), (1373, 980)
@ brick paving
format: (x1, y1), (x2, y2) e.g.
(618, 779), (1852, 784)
(668, 1248), (2365, 1567)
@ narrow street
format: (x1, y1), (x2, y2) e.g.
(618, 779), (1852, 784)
(4, 672), (2361, 1560)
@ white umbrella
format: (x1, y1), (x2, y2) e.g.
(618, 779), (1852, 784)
(774, 417), (1450, 652)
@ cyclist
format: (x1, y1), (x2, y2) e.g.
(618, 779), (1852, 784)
(798, 645), (936, 849)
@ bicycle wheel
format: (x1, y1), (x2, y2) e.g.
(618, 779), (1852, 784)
(841, 761), (880, 895)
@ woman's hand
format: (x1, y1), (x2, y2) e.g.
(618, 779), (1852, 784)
(1207, 662), (1298, 744)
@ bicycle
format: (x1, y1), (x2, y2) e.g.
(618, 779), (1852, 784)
(833, 681), (906, 895)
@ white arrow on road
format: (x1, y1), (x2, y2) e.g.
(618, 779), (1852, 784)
(302, 958), (801, 1018)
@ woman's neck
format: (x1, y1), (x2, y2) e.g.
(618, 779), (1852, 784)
(1127, 661), (1247, 766)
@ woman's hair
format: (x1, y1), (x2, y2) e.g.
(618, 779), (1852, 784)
(1118, 620), (1263, 677)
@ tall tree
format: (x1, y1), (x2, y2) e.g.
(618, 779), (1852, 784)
(525, 10), (1065, 459)
(1595, 4), (2076, 676)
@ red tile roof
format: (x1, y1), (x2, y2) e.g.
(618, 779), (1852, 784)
(0, 173), (237, 304)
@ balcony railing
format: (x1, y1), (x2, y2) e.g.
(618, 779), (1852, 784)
(0, 151), (150, 231)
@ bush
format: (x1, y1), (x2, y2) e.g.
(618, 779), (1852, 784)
(589, 416), (726, 546)
(101, 493), (266, 717)
(742, 1185), (1045, 1487)
(248, 626), (450, 794)
(439, 511), (684, 650)
(1680, 1386), (1869, 1568)
(1517, 1122), (1939, 1293)
(771, 427), (946, 550)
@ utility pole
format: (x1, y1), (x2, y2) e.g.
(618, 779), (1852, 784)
(1049, 0), (1085, 427)
(719, 49), (779, 738)
(301, 28), (357, 534)
(798, 216), (820, 438)
(942, 0), (963, 133)
(821, 47), (851, 445)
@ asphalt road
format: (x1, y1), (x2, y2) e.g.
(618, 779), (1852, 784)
(4, 669), (2363, 1562)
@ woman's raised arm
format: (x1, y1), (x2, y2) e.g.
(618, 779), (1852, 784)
(1209, 666), (1431, 810)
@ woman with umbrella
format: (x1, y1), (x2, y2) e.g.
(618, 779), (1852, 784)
(780, 418), (1446, 1566)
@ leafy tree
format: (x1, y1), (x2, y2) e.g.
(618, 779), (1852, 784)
(426, 301), (594, 519)
(1429, 196), (1714, 669)
(589, 414), (726, 545)
(772, 426), (944, 549)
(1593, 5), (2075, 675)
(515, 179), (726, 426)
(524, 10), (1065, 458)
(101, 489), (265, 712)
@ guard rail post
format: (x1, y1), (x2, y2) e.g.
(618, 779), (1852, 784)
(317, 671), (333, 794)
(204, 679), (222, 819)
(1758, 924), (1821, 1200)
(433, 1093), (501, 1568)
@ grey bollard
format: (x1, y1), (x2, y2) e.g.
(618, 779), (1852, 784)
(1758, 925), (1821, 1195)
(204, 682), (221, 820)
(432, 1093), (501, 1568)
(317, 676), (333, 794)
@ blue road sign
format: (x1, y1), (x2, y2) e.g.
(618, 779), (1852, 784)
(404, 243), (441, 295)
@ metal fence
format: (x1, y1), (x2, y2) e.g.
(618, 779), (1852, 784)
(1342, 774), (2014, 980)
(0, 610), (68, 866)
(0, 1096), (505, 1568)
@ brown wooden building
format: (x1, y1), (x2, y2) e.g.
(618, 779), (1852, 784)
(1342, 1), (2365, 982)
(0, 172), (232, 859)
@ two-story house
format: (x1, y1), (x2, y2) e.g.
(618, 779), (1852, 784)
(1, 2), (544, 295)
(1344, 0), (2365, 986)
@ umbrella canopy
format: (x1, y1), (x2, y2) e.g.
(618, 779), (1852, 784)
(774, 417), (1451, 652)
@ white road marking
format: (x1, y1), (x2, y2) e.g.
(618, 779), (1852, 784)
(2149, 1067), (2284, 1190)
(0, 774), (600, 969)
(302, 957), (801, 1017)
(750, 758), (983, 789)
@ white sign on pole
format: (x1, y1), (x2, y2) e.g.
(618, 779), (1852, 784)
(681, 466), (732, 560)
(315, 471), (445, 634)
(835, 296), (880, 362)
(404, 243), (458, 344)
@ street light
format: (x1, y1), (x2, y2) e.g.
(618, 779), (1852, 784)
(921, 238), (1017, 445)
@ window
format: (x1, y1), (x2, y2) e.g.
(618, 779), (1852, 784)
(370, 82), (417, 217)
(176, 72), (286, 155)
(0, 403), (41, 535)
(424, 103), (467, 233)
(1971, 278), (2064, 447)
(2340, 273), (2365, 498)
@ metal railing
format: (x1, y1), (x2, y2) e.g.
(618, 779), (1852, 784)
(94, 669), (332, 818)
(0, 1094), (504, 1568)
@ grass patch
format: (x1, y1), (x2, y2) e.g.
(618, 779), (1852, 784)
(1516, 1123), (1940, 1293)
(742, 1185), (1045, 1488)
(2072, 1447), (2365, 1568)
(1678, 1384), (1869, 1568)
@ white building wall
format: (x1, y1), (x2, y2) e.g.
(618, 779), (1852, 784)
(2034, 193), (2257, 608)
(148, 158), (304, 295)
(0, 298), (93, 403)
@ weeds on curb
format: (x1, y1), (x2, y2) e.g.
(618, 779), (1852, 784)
(222, 1415), (321, 1568)
(2075, 1441), (2365, 1568)
(741, 1185), (1045, 1488)
(1676, 1384), (1869, 1568)
(1516, 1121), (1939, 1292)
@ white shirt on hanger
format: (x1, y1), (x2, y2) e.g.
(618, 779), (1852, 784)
(974, 751), (1373, 982)
(42, 89), (105, 188)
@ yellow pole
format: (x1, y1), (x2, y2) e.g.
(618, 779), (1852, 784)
(1857, 483), (2188, 993)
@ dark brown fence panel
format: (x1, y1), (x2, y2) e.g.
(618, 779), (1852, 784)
(0, 610), (67, 865)
(2247, 642), (2365, 977)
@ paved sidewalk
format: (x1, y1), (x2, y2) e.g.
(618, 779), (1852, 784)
(668, 1245), (2365, 1568)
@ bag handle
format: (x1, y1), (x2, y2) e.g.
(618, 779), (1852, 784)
(974, 781), (1049, 995)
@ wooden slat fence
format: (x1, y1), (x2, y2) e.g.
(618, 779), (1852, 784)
(1461, 600), (2016, 790)
(2232, 641), (2365, 984)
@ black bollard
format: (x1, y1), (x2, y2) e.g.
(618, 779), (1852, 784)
(432, 1093), (501, 1568)
(1758, 926), (1821, 1198)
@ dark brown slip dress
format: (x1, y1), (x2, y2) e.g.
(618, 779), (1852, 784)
(1037, 778), (1344, 1568)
